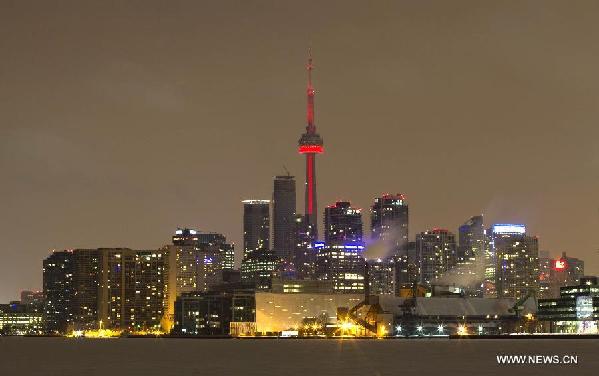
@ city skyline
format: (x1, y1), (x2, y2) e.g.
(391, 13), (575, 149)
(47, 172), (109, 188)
(2, 1), (599, 302)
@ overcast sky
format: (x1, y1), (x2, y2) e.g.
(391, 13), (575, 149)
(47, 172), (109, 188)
(1, 0), (598, 301)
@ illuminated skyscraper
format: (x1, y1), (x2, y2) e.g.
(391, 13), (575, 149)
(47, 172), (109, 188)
(318, 201), (366, 293)
(488, 224), (539, 299)
(196, 231), (236, 271)
(370, 194), (409, 256)
(169, 228), (204, 294)
(457, 215), (485, 296)
(298, 51), (324, 239)
(44, 248), (169, 333)
(293, 214), (317, 279)
(241, 200), (275, 289)
(370, 194), (409, 294)
(324, 201), (363, 244)
(316, 242), (367, 293)
(168, 228), (235, 296)
(415, 229), (458, 286)
(273, 175), (296, 261)
(458, 215), (484, 264)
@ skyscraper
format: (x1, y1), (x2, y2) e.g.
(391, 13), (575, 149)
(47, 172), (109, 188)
(170, 228), (203, 294)
(370, 194), (409, 294)
(316, 242), (367, 293)
(370, 193), (409, 257)
(293, 214), (317, 279)
(324, 201), (363, 244)
(43, 250), (74, 334)
(273, 175), (296, 261)
(169, 228), (235, 295)
(457, 215), (485, 296)
(415, 229), (458, 286)
(241, 200), (275, 289)
(71, 248), (102, 330)
(488, 224), (539, 299)
(196, 231), (236, 271)
(298, 51), (324, 239)
(242, 200), (270, 258)
(318, 202), (366, 293)
(458, 215), (484, 264)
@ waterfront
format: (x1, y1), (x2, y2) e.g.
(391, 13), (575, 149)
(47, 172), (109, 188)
(1, 337), (597, 376)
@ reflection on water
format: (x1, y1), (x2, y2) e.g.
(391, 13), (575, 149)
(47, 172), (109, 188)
(0, 337), (596, 376)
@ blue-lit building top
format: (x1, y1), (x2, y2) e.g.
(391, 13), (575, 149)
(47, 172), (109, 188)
(490, 224), (526, 235)
(486, 223), (539, 299)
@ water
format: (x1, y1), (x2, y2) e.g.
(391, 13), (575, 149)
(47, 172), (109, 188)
(1, 337), (597, 376)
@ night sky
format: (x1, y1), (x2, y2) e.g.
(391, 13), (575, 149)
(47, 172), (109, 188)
(1, 1), (598, 302)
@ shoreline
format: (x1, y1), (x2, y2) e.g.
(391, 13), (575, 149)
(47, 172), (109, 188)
(11, 334), (599, 340)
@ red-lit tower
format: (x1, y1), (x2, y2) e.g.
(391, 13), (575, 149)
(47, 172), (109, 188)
(298, 51), (324, 238)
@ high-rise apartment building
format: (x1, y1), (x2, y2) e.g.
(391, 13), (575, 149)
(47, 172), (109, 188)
(241, 200), (275, 289)
(316, 242), (366, 293)
(366, 258), (395, 295)
(242, 200), (270, 258)
(488, 224), (539, 299)
(43, 248), (169, 333)
(43, 250), (74, 334)
(415, 229), (458, 286)
(457, 215), (485, 296)
(293, 214), (318, 279)
(324, 201), (363, 244)
(370, 194), (409, 256)
(370, 194), (409, 294)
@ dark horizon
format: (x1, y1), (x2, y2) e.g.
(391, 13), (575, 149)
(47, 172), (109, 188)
(1, 1), (598, 302)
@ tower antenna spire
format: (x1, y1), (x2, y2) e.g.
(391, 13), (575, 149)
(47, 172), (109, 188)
(306, 48), (315, 134)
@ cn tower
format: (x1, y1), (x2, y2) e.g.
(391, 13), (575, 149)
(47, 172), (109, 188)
(298, 51), (324, 238)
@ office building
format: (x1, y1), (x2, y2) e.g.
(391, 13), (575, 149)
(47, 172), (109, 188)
(241, 251), (278, 290)
(538, 276), (598, 334)
(173, 289), (255, 336)
(0, 302), (43, 335)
